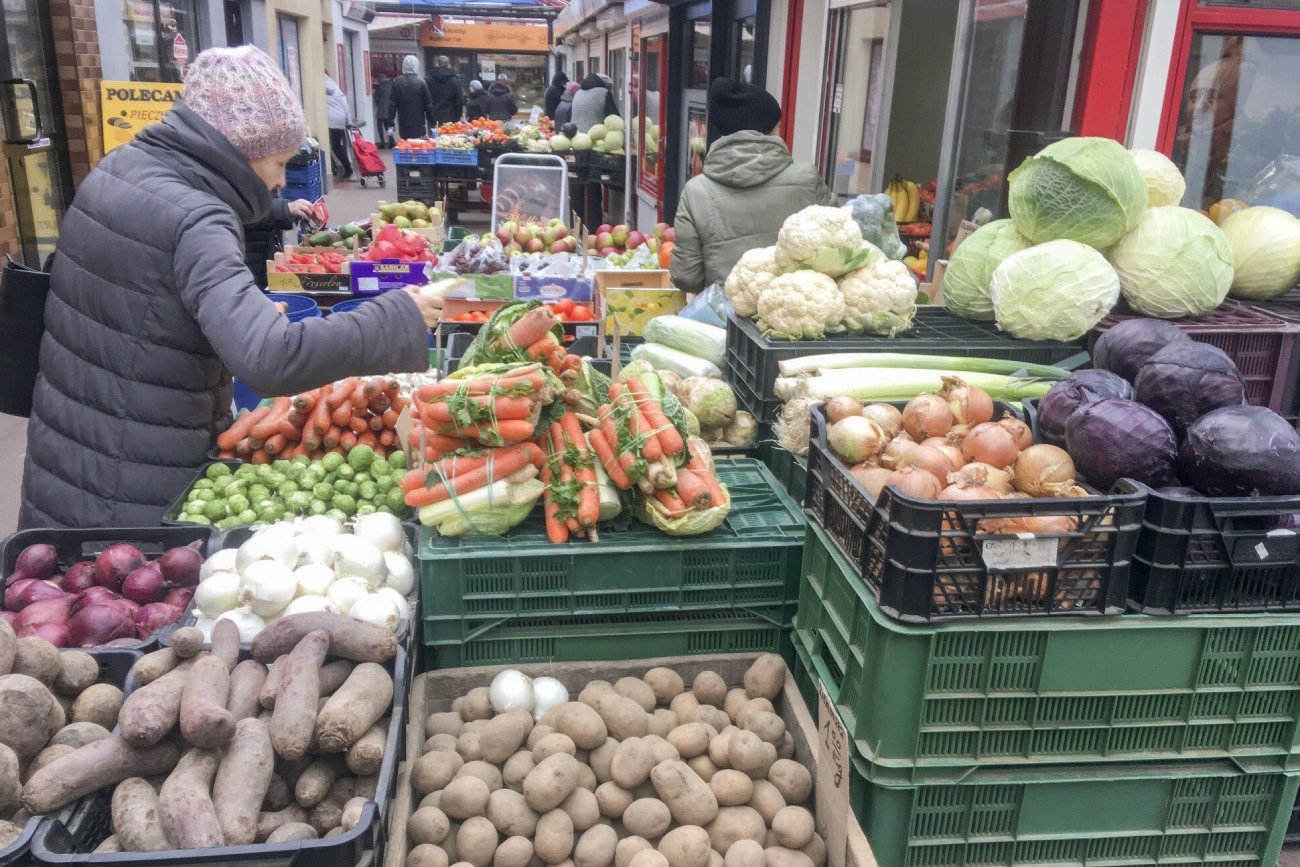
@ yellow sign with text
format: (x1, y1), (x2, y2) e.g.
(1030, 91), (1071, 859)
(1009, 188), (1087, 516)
(100, 82), (181, 152)
(419, 20), (548, 52)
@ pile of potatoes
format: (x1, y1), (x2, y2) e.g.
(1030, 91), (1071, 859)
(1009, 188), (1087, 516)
(0, 620), (127, 849)
(15, 611), (402, 853)
(405, 654), (822, 867)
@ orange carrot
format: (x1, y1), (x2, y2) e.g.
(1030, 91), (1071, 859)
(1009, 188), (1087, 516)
(422, 395), (536, 425)
(290, 441), (311, 458)
(331, 401), (353, 427)
(686, 441), (727, 507)
(653, 489), (688, 515)
(290, 390), (316, 414)
(263, 434), (288, 455)
(357, 431), (378, 449)
(249, 450), (270, 465)
(405, 443), (541, 507)
(541, 465), (569, 543)
(369, 415), (385, 433)
(629, 378), (685, 457)
(378, 429), (396, 448)
(323, 426), (342, 450)
(417, 367), (543, 400)
(217, 405), (270, 451)
(363, 376), (386, 398)
(497, 306), (558, 351)
(369, 393), (391, 414)
(382, 408), (400, 429)
(400, 467), (428, 493)
(673, 470), (712, 510)
(341, 430), (358, 450)
(251, 397), (292, 441)
(527, 335), (559, 358)
(310, 384), (333, 436)
(622, 391), (662, 461)
(560, 414), (599, 527)
(434, 419), (535, 445)
(347, 414), (369, 435)
(588, 429), (631, 489)
(218, 449), (236, 459)
(234, 439), (253, 458)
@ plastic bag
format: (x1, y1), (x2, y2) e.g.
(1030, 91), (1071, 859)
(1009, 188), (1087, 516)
(679, 283), (731, 328)
(1243, 155), (1300, 214)
(846, 194), (908, 261)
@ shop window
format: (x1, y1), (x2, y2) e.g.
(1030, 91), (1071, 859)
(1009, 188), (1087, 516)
(818, 5), (890, 201)
(480, 53), (547, 110)
(125, 0), (199, 82)
(608, 48), (627, 107)
(685, 20), (710, 89)
(277, 15), (303, 104)
(638, 34), (666, 203)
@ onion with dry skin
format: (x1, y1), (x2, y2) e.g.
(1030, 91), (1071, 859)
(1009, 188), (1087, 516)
(862, 404), (903, 440)
(852, 465), (894, 499)
(825, 396), (864, 425)
(962, 422), (1021, 469)
(949, 463), (1013, 494)
(884, 466), (942, 500)
(921, 438), (966, 472)
(880, 434), (915, 470)
(940, 376), (994, 426)
(827, 416), (886, 464)
(998, 417), (1033, 451)
(897, 446), (953, 485)
(937, 481), (1001, 500)
(1013, 444), (1077, 497)
(902, 394), (953, 441)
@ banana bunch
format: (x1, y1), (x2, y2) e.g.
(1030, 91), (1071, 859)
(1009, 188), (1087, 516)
(886, 176), (921, 223)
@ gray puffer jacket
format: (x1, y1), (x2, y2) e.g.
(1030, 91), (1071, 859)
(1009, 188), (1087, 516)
(20, 102), (429, 529)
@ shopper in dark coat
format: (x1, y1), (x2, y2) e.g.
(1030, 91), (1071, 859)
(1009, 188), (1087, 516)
(482, 77), (518, 121)
(554, 81), (579, 128)
(372, 74), (394, 146)
(543, 72), (568, 120)
(465, 80), (486, 119)
(388, 54), (436, 139)
(571, 73), (619, 133)
(425, 55), (464, 126)
(244, 194), (316, 287)
(19, 46), (443, 529)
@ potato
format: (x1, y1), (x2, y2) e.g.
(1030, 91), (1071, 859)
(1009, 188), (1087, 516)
(534, 808), (575, 864)
(533, 733), (577, 763)
(170, 626), (204, 659)
(411, 806), (453, 846)
(743, 712), (784, 746)
(594, 782), (632, 819)
(458, 760), (504, 792)
(621, 798), (670, 840)
(0, 674), (55, 761)
(595, 694), (649, 741)
(711, 769), (754, 807)
(487, 788), (538, 837)
(763, 847), (814, 867)
(555, 703), (608, 750)
(456, 815), (498, 867)
(462, 688), (492, 722)
(688, 754), (719, 782)
(692, 671), (728, 707)
(47, 698), (65, 739)
(646, 710), (675, 738)
(642, 669), (683, 705)
(767, 760), (811, 805)
(643, 736), (679, 765)
(770, 807), (813, 849)
(670, 693), (701, 724)
(457, 731), (484, 762)
(724, 839), (765, 867)
(481, 710), (534, 765)
(748, 780), (786, 824)
(561, 786), (600, 831)
(706, 805), (766, 854)
(419, 791), (443, 811)
(494, 835), (534, 867)
(443, 775), (492, 821)
(616, 836), (652, 867)
(0, 743), (19, 814)
(800, 834), (826, 867)
(266, 822), (318, 843)
(502, 750), (536, 791)
(649, 760), (718, 826)
(527, 725), (555, 749)
(427, 733), (460, 754)
(610, 738), (654, 790)
(12, 637), (59, 685)
(339, 796), (368, 832)
(699, 707), (732, 734)
(355, 774), (379, 802)
(743, 656), (785, 701)
(428, 712), (464, 737)
(709, 730), (736, 769)
(523, 752), (583, 812)
(667, 723), (713, 759)
(0, 619), (14, 676)
(578, 681), (614, 707)
(658, 825), (711, 867)
(52, 650), (97, 696)
(728, 731), (776, 778)
(409, 843), (451, 867)
(49, 721), (110, 750)
(734, 699), (774, 729)
(614, 678), (656, 713)
(574, 823), (618, 867)
(709, 851), (725, 867)
(414, 750), (464, 795)
(629, 851), (668, 867)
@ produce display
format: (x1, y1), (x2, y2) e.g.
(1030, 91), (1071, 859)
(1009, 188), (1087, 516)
(0, 626), (128, 846)
(187, 514), (415, 643)
(375, 200), (441, 231)
(361, 224), (441, 265)
(3, 541), (201, 647)
(548, 114), (626, 156)
(397, 655), (824, 867)
(303, 223), (370, 251)
(16, 615), (400, 853)
(271, 249), (351, 276)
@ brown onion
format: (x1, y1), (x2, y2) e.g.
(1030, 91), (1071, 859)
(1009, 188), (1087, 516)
(1013, 444), (1077, 497)
(862, 404), (903, 440)
(937, 482), (1001, 500)
(1022, 515), (1077, 533)
(827, 416), (886, 464)
(880, 434), (916, 470)
(998, 417), (1033, 451)
(940, 376), (994, 426)
(920, 438), (966, 472)
(884, 466), (941, 500)
(949, 462), (1013, 494)
(851, 465), (894, 499)
(962, 422), (1020, 468)
(901, 393), (953, 440)
(897, 446), (952, 485)
(825, 395), (864, 425)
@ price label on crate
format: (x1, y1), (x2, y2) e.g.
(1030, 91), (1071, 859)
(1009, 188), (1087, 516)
(981, 534), (1058, 570)
(816, 682), (850, 867)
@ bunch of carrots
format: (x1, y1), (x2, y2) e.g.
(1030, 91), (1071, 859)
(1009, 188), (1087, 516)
(399, 441), (545, 509)
(216, 376), (404, 463)
(408, 363), (555, 456)
(542, 412), (601, 543)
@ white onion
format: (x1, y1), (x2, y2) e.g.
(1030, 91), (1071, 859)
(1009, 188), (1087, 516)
(194, 571), (240, 616)
(332, 536), (386, 587)
(294, 563), (337, 599)
(353, 513), (406, 553)
(296, 515), (345, 537)
(327, 576), (373, 616)
(490, 670), (535, 714)
(200, 549), (239, 582)
(236, 524), (298, 572)
(349, 592), (401, 631)
(216, 607), (266, 642)
(382, 552), (415, 596)
(531, 677), (568, 720)
(282, 595), (337, 617)
(294, 535), (337, 569)
(376, 586), (410, 624)
(238, 561), (297, 618)
(192, 615), (216, 641)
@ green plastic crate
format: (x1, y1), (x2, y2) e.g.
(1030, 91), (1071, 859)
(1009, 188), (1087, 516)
(797, 522), (1300, 769)
(425, 609), (793, 669)
(758, 441), (806, 503)
(849, 752), (1298, 867)
(419, 459), (804, 643)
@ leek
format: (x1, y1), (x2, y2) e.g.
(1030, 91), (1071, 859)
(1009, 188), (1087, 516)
(773, 369), (1054, 403)
(777, 352), (1072, 380)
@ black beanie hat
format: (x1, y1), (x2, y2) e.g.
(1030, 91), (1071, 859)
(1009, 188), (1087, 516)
(708, 78), (782, 136)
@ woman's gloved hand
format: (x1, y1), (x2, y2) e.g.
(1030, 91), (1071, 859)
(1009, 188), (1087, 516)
(404, 278), (470, 329)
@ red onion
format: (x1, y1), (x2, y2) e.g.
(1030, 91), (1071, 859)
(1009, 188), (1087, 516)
(163, 587), (193, 610)
(74, 586), (118, 612)
(122, 566), (165, 606)
(21, 622), (68, 647)
(93, 544), (145, 593)
(16, 595), (76, 635)
(5, 578), (65, 612)
(60, 561), (97, 593)
(68, 604), (137, 647)
(134, 603), (180, 640)
(157, 542), (204, 588)
(13, 543), (57, 582)
(97, 597), (140, 620)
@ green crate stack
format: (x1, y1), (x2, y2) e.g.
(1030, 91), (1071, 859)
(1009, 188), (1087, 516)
(793, 521), (1300, 865)
(757, 439), (805, 504)
(418, 458), (804, 668)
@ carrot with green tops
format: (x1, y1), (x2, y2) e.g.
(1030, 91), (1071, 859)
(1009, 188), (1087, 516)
(673, 469), (712, 510)
(653, 489), (688, 515)
(422, 395), (536, 425)
(560, 413), (599, 528)
(217, 405), (270, 452)
(526, 335), (559, 358)
(587, 429), (631, 489)
(628, 377), (685, 457)
(497, 306), (558, 351)
(417, 366), (543, 400)
(686, 440), (727, 507)
(434, 419), (535, 445)
(541, 465), (569, 543)
(612, 385), (661, 461)
(405, 443), (543, 507)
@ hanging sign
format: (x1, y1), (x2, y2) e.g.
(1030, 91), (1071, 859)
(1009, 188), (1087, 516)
(172, 33), (188, 71)
(100, 81), (180, 152)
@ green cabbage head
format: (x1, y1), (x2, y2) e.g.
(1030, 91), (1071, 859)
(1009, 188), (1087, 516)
(990, 240), (1120, 341)
(942, 219), (1032, 321)
(1130, 147), (1187, 208)
(1108, 206), (1232, 318)
(1221, 206), (1300, 300)
(1008, 137), (1148, 249)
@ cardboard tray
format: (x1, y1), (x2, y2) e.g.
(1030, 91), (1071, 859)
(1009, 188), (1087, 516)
(385, 654), (876, 867)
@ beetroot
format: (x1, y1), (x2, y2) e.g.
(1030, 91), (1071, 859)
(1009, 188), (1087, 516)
(92, 544), (145, 593)
(134, 603), (180, 640)
(68, 604), (137, 647)
(122, 566), (165, 606)
(0, 611), (16, 628)
(59, 561), (97, 593)
(12, 543), (57, 583)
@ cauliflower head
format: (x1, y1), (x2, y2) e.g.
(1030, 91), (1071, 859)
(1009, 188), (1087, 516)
(838, 256), (919, 336)
(776, 205), (871, 277)
(725, 246), (786, 317)
(756, 271), (845, 340)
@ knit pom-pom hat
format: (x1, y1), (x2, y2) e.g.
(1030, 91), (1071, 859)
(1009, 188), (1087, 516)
(183, 46), (308, 162)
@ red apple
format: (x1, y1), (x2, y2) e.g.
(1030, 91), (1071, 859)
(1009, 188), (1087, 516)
(599, 246), (618, 257)
(506, 242), (523, 254)
(627, 231), (646, 249)
(596, 231), (614, 248)
(514, 229), (532, 246)
(542, 227), (558, 245)
(562, 236), (579, 252)
(550, 240), (569, 254)
(597, 224), (613, 235)
(496, 228), (513, 245)
(611, 225), (630, 247)
(585, 236), (599, 250)
(555, 226), (571, 240)
(663, 226), (676, 242)
(653, 222), (669, 241)
(526, 238), (546, 253)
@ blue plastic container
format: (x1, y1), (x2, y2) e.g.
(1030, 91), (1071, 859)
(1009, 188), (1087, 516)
(328, 294), (434, 348)
(232, 294), (323, 411)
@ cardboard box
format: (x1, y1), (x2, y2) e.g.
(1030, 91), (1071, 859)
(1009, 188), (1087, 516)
(369, 211), (445, 247)
(350, 260), (437, 295)
(430, 270), (514, 300)
(514, 273), (595, 303)
(434, 298), (507, 347)
(597, 269), (686, 337)
(265, 245), (352, 292)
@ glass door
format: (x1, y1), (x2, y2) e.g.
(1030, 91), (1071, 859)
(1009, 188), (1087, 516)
(0, 0), (71, 265)
(817, 3), (891, 201)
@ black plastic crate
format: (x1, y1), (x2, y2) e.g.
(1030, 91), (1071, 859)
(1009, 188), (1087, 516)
(477, 142), (519, 170)
(725, 308), (1087, 423)
(395, 164), (439, 203)
(0, 527), (217, 650)
(159, 459), (243, 526)
(803, 404), (1144, 622)
(32, 647), (408, 867)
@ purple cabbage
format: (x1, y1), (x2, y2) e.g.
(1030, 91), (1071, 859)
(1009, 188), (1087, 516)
(1134, 341), (1246, 437)
(1065, 398), (1178, 489)
(1038, 370), (1134, 444)
(1093, 318), (1191, 383)
(1179, 405), (1300, 497)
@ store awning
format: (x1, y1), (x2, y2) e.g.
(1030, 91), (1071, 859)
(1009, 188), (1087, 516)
(372, 0), (565, 18)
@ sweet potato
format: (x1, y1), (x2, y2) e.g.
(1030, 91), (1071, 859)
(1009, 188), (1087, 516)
(319, 659), (355, 696)
(91, 835), (122, 854)
(0, 674), (56, 761)
(339, 796), (367, 831)
(213, 718), (275, 845)
(169, 627), (204, 659)
(314, 662), (393, 752)
(270, 630), (329, 761)
(308, 777), (354, 834)
(180, 653), (235, 748)
(294, 758), (337, 808)
(226, 659), (269, 723)
(263, 773), (291, 812)
(210, 618), (240, 672)
(159, 748), (224, 848)
(23, 744), (73, 782)
(70, 683), (123, 731)
(265, 822), (318, 843)
(0, 743), (18, 815)
(53, 650), (98, 696)
(119, 661), (192, 747)
(345, 719), (388, 776)
(250, 613), (396, 664)
(0, 619), (14, 676)
(259, 655), (287, 709)
(48, 722), (109, 750)
(256, 805), (309, 842)
(111, 777), (172, 852)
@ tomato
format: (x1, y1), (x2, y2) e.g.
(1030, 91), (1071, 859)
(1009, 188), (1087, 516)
(552, 298), (575, 316)
(569, 306), (593, 322)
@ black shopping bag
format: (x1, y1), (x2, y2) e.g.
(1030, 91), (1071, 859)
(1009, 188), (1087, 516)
(0, 254), (51, 418)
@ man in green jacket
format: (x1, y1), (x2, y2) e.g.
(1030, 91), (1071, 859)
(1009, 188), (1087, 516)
(670, 79), (837, 293)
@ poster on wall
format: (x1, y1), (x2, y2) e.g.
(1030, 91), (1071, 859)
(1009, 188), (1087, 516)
(99, 81), (179, 152)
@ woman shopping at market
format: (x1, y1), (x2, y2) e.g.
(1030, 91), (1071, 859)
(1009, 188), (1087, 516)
(18, 46), (448, 530)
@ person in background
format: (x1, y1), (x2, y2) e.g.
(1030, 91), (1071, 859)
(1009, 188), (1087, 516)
(482, 75), (518, 121)
(571, 73), (619, 133)
(325, 72), (352, 180)
(544, 71), (568, 120)
(465, 80), (486, 120)
(388, 54), (436, 139)
(18, 46), (447, 529)
(554, 80), (579, 128)
(372, 73), (394, 147)
(244, 193), (316, 287)
(425, 55), (464, 127)
(670, 78), (836, 293)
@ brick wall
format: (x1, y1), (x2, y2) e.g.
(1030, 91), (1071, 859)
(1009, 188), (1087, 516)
(48, 0), (102, 185)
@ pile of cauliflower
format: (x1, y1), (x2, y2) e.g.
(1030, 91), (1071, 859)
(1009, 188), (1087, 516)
(724, 205), (918, 340)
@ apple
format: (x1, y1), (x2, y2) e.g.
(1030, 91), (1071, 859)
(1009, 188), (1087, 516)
(663, 226), (676, 242)
(596, 231), (614, 249)
(653, 222), (669, 241)
(599, 246), (618, 257)
(496, 228), (514, 245)
(548, 218), (566, 228)
(550, 240), (570, 254)
(585, 236), (599, 250)
(501, 220), (518, 235)
(646, 238), (660, 253)
(506, 242), (523, 254)
(597, 224), (613, 236)
(554, 226), (571, 240)
(611, 225), (630, 247)
(562, 236), (579, 252)
(626, 231), (646, 249)
(542, 227), (558, 246)
(526, 238), (546, 253)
